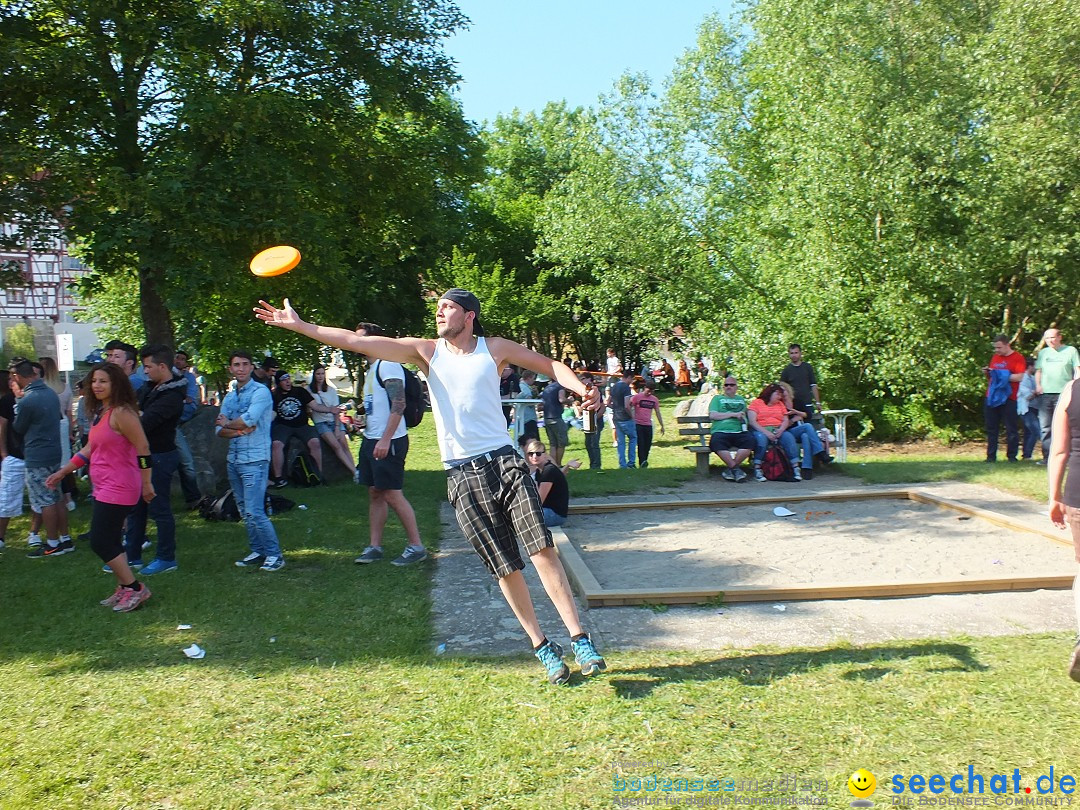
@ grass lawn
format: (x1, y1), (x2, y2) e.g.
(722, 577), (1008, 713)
(838, 440), (1049, 502)
(1, 399), (1077, 809)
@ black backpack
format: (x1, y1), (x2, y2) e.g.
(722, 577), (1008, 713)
(290, 452), (322, 487)
(375, 360), (425, 428)
(200, 490), (296, 521)
(761, 444), (796, 482)
(200, 491), (240, 522)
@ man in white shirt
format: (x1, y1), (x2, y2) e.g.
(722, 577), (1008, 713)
(352, 322), (426, 567)
(255, 290), (606, 687)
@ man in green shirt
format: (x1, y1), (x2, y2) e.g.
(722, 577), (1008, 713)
(1036, 328), (1080, 460)
(708, 376), (755, 482)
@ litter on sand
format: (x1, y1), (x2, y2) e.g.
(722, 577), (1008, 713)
(772, 604), (787, 612)
(176, 624), (192, 630)
(772, 507), (797, 517)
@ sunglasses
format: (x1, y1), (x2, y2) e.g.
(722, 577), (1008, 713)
(526, 451), (545, 457)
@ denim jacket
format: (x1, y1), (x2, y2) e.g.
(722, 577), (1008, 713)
(216, 379), (273, 464)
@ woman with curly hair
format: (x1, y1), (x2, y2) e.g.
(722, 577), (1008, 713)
(47, 363), (155, 612)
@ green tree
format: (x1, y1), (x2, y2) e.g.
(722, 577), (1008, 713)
(1, 0), (481, 352)
(665, 0), (1080, 435)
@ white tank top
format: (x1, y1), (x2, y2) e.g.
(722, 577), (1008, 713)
(427, 337), (511, 463)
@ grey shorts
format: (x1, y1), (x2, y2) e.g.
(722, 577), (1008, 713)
(544, 419), (569, 449)
(314, 421), (339, 437)
(26, 464), (61, 512)
(446, 448), (552, 580)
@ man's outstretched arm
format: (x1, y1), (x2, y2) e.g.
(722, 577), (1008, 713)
(254, 299), (430, 367)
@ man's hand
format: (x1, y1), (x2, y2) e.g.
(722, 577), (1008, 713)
(373, 437), (391, 460)
(582, 386), (602, 410)
(254, 298), (303, 331)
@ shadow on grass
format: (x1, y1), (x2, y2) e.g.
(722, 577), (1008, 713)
(599, 641), (987, 698)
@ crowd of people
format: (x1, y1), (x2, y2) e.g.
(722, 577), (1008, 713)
(984, 329), (1080, 465)
(10, 301), (1080, 686)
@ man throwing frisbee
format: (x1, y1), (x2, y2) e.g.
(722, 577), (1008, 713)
(255, 289), (606, 685)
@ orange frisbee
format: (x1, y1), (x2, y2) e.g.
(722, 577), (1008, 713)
(250, 245), (301, 277)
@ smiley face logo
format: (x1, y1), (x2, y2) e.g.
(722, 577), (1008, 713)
(848, 769), (877, 798)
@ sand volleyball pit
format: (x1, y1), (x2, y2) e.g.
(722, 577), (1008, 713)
(554, 489), (1076, 607)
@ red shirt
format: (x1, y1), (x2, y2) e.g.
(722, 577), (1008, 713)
(987, 350), (1027, 401)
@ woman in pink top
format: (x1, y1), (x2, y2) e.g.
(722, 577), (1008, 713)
(48, 363), (155, 612)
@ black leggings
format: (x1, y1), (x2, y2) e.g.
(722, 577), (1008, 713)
(90, 500), (136, 563)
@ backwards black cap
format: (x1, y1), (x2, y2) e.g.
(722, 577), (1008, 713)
(440, 288), (485, 336)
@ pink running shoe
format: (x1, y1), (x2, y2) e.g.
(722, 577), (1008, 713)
(100, 585), (125, 607)
(113, 584), (152, 612)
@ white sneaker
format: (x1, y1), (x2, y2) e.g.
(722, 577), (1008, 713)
(733, 468), (748, 482)
(26, 534), (42, 548)
(66, 500), (77, 512)
(753, 466), (766, 482)
(793, 467), (802, 482)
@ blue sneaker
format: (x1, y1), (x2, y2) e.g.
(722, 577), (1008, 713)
(572, 635), (607, 677)
(534, 640), (570, 685)
(259, 556), (285, 572)
(141, 559), (178, 576)
(103, 559), (143, 573)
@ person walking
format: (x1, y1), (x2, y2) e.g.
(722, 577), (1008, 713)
(47, 363), (154, 611)
(255, 290), (606, 686)
(629, 379), (664, 468)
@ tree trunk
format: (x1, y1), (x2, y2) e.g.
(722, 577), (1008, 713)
(139, 265), (176, 345)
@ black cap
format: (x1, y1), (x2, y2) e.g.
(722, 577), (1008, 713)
(262, 357), (280, 371)
(440, 288), (485, 336)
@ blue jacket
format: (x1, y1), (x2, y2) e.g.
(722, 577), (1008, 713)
(986, 368), (1012, 408)
(215, 379), (273, 464)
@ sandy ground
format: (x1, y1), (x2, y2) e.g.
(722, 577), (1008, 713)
(569, 497), (1074, 590)
(431, 477), (1080, 656)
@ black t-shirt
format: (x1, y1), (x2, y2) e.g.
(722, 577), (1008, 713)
(536, 461), (569, 518)
(500, 370), (520, 398)
(780, 363), (817, 410)
(273, 387), (314, 428)
(609, 380), (632, 422)
(540, 382), (564, 426)
(0, 392), (24, 459)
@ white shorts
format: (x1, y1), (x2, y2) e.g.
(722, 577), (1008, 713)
(0, 455), (28, 518)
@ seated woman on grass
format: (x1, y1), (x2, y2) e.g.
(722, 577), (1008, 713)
(747, 383), (813, 482)
(523, 438), (580, 527)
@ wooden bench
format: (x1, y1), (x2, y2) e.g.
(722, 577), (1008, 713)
(677, 415), (713, 476)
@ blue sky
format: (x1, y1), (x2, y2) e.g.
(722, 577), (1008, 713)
(445, 0), (738, 125)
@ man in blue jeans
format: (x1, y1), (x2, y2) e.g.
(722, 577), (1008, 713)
(123, 344), (187, 574)
(215, 351), (283, 571)
(606, 370), (636, 468)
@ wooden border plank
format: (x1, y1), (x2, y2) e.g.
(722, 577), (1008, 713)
(562, 488), (1075, 606)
